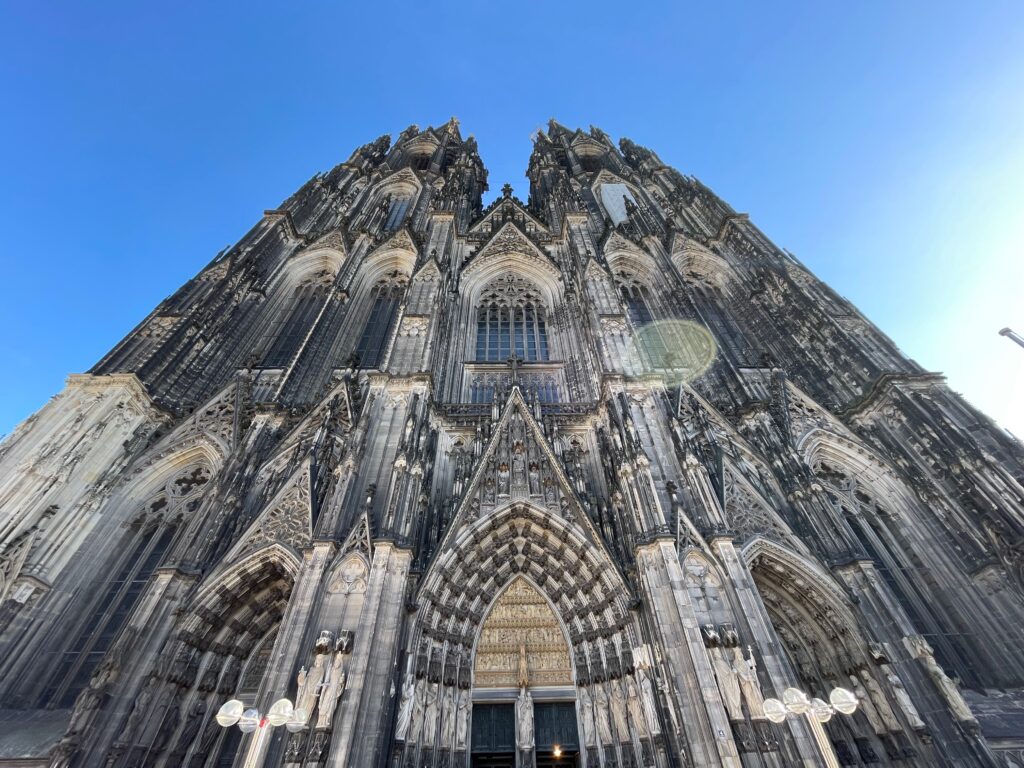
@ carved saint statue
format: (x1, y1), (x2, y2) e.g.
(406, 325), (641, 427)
(905, 635), (977, 724)
(637, 667), (661, 735)
(883, 666), (926, 730)
(595, 685), (613, 745)
(850, 674), (886, 734)
(921, 653), (976, 724)
(296, 653), (328, 724)
(610, 681), (629, 742)
(578, 686), (597, 748)
(440, 685), (456, 748)
(735, 647), (765, 719)
(409, 679), (427, 744)
(517, 643), (529, 688)
(455, 687), (471, 750)
(315, 652), (347, 729)
(516, 686), (534, 751)
(423, 681), (440, 744)
(859, 669), (901, 733)
(625, 676), (647, 736)
(395, 673), (415, 742)
(708, 649), (741, 721)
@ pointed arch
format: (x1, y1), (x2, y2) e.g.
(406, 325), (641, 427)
(801, 428), (918, 516)
(669, 235), (731, 290)
(472, 575), (574, 689)
(277, 246), (346, 292)
(462, 235), (562, 309)
(420, 501), (633, 655)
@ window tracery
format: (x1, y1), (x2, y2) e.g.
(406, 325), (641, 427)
(614, 270), (668, 366)
(474, 274), (549, 363)
(40, 464), (210, 706)
(355, 272), (407, 369)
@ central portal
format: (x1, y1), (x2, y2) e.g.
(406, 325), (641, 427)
(471, 577), (578, 765)
(473, 577), (572, 689)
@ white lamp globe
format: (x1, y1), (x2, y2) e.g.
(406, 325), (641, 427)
(830, 687), (859, 716)
(267, 698), (294, 727)
(286, 707), (310, 733)
(783, 687), (810, 715)
(238, 708), (261, 733)
(810, 697), (833, 723)
(763, 698), (788, 724)
(215, 699), (244, 728)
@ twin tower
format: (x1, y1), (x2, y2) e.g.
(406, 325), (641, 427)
(1, 119), (1023, 768)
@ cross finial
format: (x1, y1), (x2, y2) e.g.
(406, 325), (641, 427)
(501, 183), (513, 198)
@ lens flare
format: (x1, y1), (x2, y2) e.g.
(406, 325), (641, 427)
(625, 320), (717, 385)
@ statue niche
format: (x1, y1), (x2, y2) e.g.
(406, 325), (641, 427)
(473, 577), (572, 689)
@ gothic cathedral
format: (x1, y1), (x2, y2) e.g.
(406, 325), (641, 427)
(2, 120), (1024, 768)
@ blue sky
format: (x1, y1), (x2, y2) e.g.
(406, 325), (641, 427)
(1, 2), (1023, 436)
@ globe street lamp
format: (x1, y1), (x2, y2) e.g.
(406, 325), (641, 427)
(215, 697), (308, 767)
(762, 687), (858, 768)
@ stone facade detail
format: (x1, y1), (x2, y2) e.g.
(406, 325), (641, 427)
(0, 120), (1022, 767)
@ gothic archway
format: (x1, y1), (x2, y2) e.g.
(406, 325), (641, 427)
(392, 502), (669, 768)
(745, 539), (925, 766)
(100, 546), (299, 768)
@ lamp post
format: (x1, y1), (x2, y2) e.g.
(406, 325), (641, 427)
(762, 686), (858, 768)
(215, 697), (308, 768)
(1000, 328), (1024, 350)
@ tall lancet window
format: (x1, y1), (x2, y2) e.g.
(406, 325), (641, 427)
(41, 465), (210, 707)
(600, 183), (636, 225)
(616, 270), (668, 367)
(384, 195), (413, 231)
(262, 270), (333, 368)
(355, 273), (406, 368)
(475, 274), (549, 362)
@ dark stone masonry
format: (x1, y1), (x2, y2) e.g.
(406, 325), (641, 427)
(1, 120), (1023, 767)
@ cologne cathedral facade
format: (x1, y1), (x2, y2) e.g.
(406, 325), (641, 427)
(2, 120), (1024, 768)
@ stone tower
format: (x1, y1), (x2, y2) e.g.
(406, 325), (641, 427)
(1, 120), (1023, 768)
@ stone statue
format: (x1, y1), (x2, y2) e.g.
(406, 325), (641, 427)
(626, 676), (647, 736)
(637, 667), (661, 735)
(296, 653), (328, 723)
(171, 700), (207, 759)
(905, 635), (977, 724)
(859, 669), (901, 733)
(922, 653), (976, 724)
(315, 651), (347, 729)
(517, 642), (529, 688)
(735, 647), (765, 719)
(409, 679), (427, 744)
(455, 687), (471, 750)
(395, 673), (415, 742)
(610, 681), (629, 741)
(850, 674), (886, 734)
(883, 666), (926, 730)
(711, 648), (742, 720)
(123, 674), (159, 742)
(578, 686), (597, 747)
(516, 686), (534, 751)
(423, 681), (440, 744)
(440, 685), (456, 748)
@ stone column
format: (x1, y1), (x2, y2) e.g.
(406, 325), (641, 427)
(242, 541), (334, 767)
(635, 538), (742, 767)
(711, 537), (823, 767)
(327, 541), (413, 766)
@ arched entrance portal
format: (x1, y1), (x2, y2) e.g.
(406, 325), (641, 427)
(746, 540), (925, 765)
(471, 577), (579, 767)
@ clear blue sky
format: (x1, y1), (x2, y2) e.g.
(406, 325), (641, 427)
(2, 2), (1023, 437)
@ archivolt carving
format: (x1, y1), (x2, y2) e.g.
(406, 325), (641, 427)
(420, 503), (633, 655)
